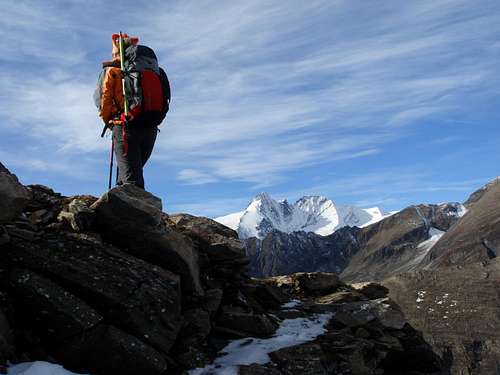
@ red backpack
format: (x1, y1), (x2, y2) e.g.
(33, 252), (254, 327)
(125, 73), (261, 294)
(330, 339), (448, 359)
(123, 44), (171, 126)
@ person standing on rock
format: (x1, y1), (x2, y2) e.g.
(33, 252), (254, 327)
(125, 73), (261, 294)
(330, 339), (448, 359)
(94, 33), (170, 189)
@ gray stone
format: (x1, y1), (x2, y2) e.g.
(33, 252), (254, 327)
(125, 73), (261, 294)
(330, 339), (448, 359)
(54, 324), (168, 375)
(216, 311), (278, 338)
(351, 282), (389, 300)
(91, 185), (163, 229)
(58, 198), (95, 232)
(170, 213), (247, 267)
(10, 268), (103, 342)
(266, 272), (342, 296)
(91, 185), (203, 295)
(0, 167), (30, 223)
(5, 232), (182, 354)
(170, 213), (238, 240)
(337, 299), (406, 330)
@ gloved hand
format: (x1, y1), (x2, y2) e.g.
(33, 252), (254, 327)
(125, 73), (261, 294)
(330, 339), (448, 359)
(120, 112), (134, 123)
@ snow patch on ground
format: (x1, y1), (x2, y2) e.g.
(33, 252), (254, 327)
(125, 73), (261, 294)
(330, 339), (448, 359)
(410, 227), (445, 267)
(188, 313), (333, 375)
(281, 299), (302, 309)
(416, 290), (426, 303)
(8, 361), (88, 375)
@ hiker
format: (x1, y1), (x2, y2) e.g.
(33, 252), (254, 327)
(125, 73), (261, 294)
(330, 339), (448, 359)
(94, 33), (170, 189)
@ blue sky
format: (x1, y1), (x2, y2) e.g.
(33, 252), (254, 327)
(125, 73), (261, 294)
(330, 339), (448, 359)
(1, 0), (499, 217)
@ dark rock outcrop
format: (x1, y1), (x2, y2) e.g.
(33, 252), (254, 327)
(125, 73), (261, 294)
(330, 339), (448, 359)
(244, 202), (464, 281)
(422, 178), (500, 268)
(91, 185), (203, 295)
(245, 227), (360, 277)
(0, 162), (445, 374)
(341, 203), (463, 283)
(0, 165), (30, 223)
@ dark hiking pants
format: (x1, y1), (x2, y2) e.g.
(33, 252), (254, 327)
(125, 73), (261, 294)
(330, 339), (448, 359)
(112, 124), (158, 189)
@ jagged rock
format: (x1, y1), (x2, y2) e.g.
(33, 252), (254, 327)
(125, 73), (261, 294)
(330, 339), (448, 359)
(0, 163), (8, 174)
(54, 324), (168, 375)
(245, 227), (360, 277)
(266, 272), (342, 296)
(334, 298), (406, 330)
(91, 185), (163, 228)
(422, 178), (500, 268)
(170, 213), (239, 240)
(170, 214), (247, 268)
(91, 185), (203, 295)
(315, 290), (365, 304)
(341, 205), (437, 282)
(351, 282), (389, 300)
(0, 166), (30, 223)
(251, 282), (289, 310)
(215, 310), (278, 338)
(269, 342), (331, 374)
(4, 231), (182, 354)
(57, 197), (95, 232)
(10, 268), (102, 343)
(25, 185), (62, 211)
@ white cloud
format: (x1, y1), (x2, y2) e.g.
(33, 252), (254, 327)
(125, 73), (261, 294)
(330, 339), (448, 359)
(0, 0), (499, 197)
(177, 169), (217, 185)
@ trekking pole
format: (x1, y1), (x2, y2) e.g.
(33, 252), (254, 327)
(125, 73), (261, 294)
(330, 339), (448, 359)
(108, 138), (114, 189)
(118, 31), (130, 157)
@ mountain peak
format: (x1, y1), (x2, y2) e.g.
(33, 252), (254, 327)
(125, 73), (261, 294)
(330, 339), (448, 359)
(216, 193), (388, 239)
(254, 192), (272, 202)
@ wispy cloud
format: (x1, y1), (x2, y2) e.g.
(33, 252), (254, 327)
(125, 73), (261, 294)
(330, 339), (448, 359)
(177, 169), (217, 185)
(0, 0), (499, 216)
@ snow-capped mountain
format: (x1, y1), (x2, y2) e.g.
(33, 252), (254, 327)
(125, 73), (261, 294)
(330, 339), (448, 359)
(215, 193), (389, 239)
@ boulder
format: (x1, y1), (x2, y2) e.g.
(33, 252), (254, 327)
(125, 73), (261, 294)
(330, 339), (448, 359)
(216, 310), (278, 338)
(5, 232), (182, 354)
(0, 165), (30, 223)
(57, 197), (96, 232)
(91, 185), (203, 295)
(336, 299), (406, 330)
(170, 213), (247, 267)
(351, 282), (389, 300)
(269, 342), (331, 374)
(54, 324), (168, 375)
(316, 290), (365, 305)
(266, 272), (342, 296)
(252, 283), (289, 310)
(169, 213), (239, 240)
(91, 185), (163, 229)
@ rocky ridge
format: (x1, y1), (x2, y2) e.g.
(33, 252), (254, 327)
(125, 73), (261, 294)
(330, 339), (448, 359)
(0, 163), (444, 374)
(245, 201), (464, 280)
